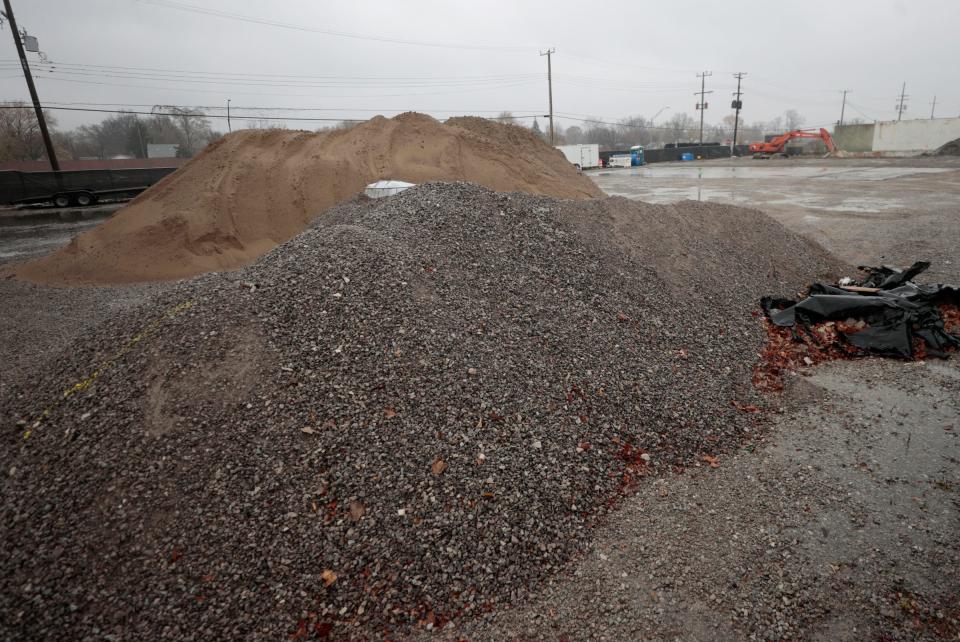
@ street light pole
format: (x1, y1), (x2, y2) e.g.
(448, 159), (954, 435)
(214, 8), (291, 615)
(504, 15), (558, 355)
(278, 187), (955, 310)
(651, 106), (670, 123)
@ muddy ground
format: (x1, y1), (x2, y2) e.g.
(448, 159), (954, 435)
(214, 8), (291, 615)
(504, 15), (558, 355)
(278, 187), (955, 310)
(1, 157), (958, 640)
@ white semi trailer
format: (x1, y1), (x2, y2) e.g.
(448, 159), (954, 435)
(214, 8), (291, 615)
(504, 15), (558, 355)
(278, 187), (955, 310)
(555, 144), (600, 170)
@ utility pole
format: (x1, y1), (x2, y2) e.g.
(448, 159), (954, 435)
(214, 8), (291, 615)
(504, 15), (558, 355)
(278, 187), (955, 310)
(731, 72), (745, 152)
(839, 89), (851, 126)
(227, 99), (232, 132)
(1, 0), (59, 171)
(895, 82), (908, 121)
(695, 71), (713, 146)
(540, 48), (556, 145)
(930, 96), (937, 120)
(135, 116), (146, 158)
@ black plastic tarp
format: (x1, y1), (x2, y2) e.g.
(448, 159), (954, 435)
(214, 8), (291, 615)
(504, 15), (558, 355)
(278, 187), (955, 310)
(761, 262), (960, 359)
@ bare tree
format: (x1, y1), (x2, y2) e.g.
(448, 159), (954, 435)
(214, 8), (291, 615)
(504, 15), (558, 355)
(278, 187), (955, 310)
(0, 101), (57, 161)
(564, 125), (583, 144)
(783, 109), (805, 130)
(152, 106), (216, 157)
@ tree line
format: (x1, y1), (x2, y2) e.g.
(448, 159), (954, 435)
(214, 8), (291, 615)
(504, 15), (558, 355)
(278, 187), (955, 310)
(0, 101), (219, 162)
(498, 109), (816, 150)
(1, 100), (832, 164)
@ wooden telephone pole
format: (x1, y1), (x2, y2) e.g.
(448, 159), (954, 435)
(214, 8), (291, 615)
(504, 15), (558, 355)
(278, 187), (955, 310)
(2, 0), (59, 170)
(540, 48), (556, 144)
(695, 71), (713, 146)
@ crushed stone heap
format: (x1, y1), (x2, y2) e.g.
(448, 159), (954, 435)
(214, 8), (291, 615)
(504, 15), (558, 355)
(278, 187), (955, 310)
(0, 183), (843, 639)
(13, 114), (602, 284)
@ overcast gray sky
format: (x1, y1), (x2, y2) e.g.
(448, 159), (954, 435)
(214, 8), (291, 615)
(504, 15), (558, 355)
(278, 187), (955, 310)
(3, 0), (959, 132)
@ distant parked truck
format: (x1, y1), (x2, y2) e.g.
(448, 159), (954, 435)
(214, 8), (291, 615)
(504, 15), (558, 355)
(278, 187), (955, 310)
(608, 154), (632, 168)
(555, 144), (600, 170)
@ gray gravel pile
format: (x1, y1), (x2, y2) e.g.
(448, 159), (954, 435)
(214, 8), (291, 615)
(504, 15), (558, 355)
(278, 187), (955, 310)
(1, 182), (841, 639)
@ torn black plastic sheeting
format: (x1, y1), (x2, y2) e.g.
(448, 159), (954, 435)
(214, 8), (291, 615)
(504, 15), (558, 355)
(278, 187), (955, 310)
(761, 262), (960, 359)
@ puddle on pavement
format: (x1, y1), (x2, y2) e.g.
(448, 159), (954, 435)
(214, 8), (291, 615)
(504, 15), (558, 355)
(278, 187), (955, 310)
(621, 165), (950, 181)
(594, 164), (950, 210)
(0, 219), (103, 265)
(767, 195), (906, 212)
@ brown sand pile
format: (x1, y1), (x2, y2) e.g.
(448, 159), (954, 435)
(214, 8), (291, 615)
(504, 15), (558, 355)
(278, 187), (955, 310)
(15, 113), (602, 284)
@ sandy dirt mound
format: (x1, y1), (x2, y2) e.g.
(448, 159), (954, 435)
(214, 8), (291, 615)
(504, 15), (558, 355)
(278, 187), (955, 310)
(14, 113), (601, 284)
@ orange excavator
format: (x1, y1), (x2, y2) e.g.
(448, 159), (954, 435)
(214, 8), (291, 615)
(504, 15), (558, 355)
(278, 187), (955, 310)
(749, 128), (838, 159)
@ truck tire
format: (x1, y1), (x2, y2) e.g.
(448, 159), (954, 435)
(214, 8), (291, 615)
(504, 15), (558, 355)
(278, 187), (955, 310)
(75, 192), (95, 206)
(54, 194), (71, 208)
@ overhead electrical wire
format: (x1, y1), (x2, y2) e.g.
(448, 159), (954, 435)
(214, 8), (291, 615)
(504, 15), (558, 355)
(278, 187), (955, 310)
(33, 101), (548, 114)
(0, 59), (538, 82)
(136, 0), (540, 52)
(7, 63), (543, 89)
(0, 104), (546, 124)
(20, 73), (543, 100)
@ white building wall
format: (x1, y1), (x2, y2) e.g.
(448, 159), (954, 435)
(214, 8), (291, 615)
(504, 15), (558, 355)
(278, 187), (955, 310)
(872, 118), (960, 153)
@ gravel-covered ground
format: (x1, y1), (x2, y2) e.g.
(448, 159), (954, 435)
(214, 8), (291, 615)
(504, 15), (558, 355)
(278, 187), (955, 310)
(0, 279), (164, 400)
(0, 182), (843, 640)
(427, 357), (960, 641)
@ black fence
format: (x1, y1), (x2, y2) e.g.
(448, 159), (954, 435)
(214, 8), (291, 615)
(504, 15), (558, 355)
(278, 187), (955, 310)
(643, 145), (731, 163)
(599, 144), (754, 166)
(0, 167), (178, 205)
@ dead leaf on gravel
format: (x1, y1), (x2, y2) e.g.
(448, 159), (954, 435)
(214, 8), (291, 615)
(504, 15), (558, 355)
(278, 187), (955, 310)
(321, 569), (337, 587)
(384, 407), (397, 419)
(431, 458), (447, 476)
(731, 400), (760, 413)
(701, 454), (720, 468)
(349, 501), (365, 522)
(617, 311), (630, 322)
(301, 427), (316, 434)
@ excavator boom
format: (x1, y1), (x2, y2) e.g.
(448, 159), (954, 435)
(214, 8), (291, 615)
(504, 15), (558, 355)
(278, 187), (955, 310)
(749, 128), (837, 158)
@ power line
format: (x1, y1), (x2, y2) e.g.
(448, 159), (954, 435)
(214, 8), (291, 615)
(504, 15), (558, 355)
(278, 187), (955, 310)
(137, 0), (538, 52)
(0, 59), (540, 82)
(13, 63), (543, 89)
(0, 104), (366, 122)
(845, 101), (880, 122)
(0, 104), (547, 124)
(33, 101), (549, 114)
(24, 72), (543, 100)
